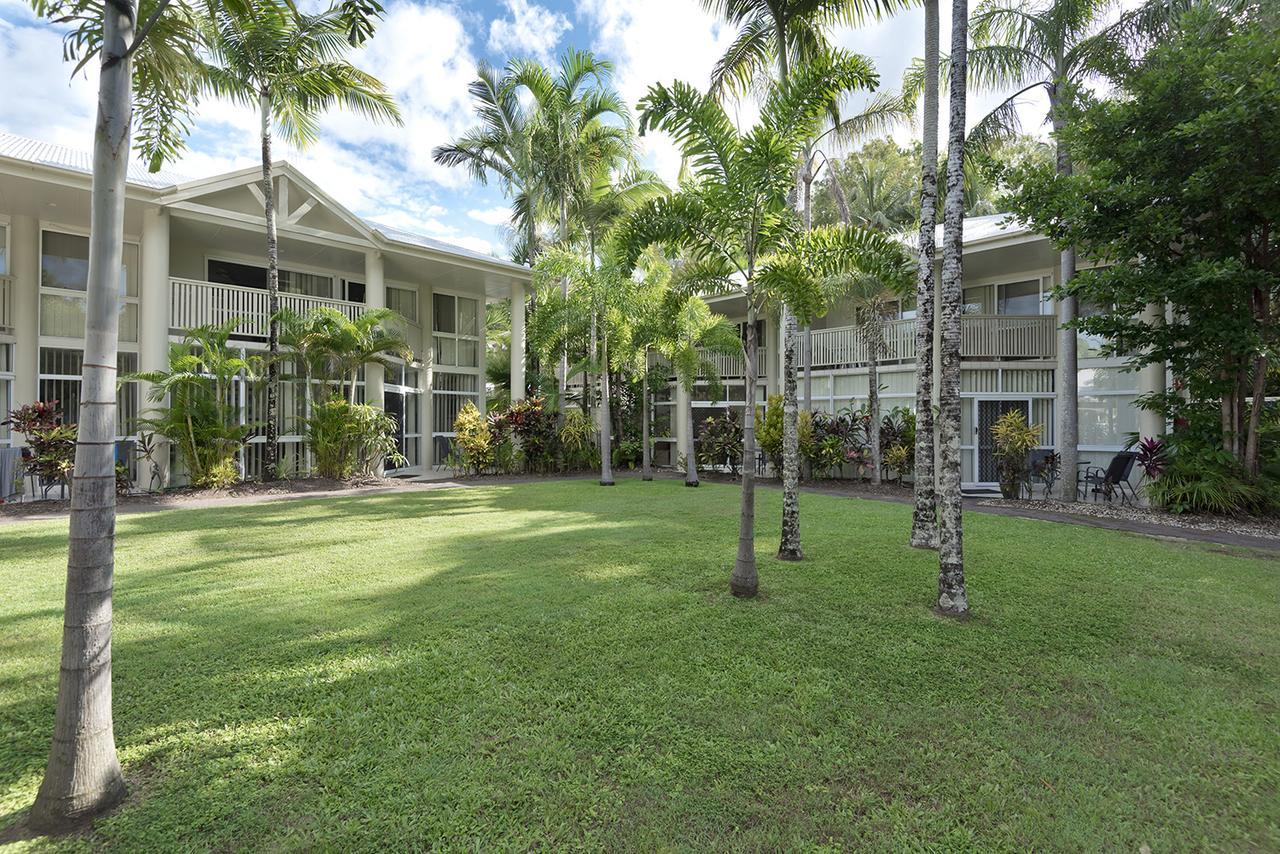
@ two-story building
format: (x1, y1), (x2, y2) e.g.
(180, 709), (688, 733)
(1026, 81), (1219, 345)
(653, 215), (1168, 491)
(0, 131), (531, 485)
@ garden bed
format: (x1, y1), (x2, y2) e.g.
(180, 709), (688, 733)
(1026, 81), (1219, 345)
(979, 496), (1280, 541)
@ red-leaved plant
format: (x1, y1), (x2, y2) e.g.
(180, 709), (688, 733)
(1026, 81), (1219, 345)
(1135, 436), (1169, 480)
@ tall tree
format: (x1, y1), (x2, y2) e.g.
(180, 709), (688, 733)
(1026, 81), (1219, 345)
(702, 0), (901, 562)
(965, 0), (1188, 499)
(911, 0), (941, 547)
(433, 63), (544, 263)
(24, 0), (207, 830)
(936, 0), (969, 617)
(201, 0), (401, 480)
(615, 52), (879, 597)
(507, 48), (631, 419)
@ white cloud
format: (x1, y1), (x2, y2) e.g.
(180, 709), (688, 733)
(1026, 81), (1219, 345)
(488, 0), (571, 64)
(467, 205), (511, 226)
(0, 16), (96, 148)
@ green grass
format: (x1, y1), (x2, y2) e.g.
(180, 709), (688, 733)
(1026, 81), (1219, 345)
(1, 480), (1277, 851)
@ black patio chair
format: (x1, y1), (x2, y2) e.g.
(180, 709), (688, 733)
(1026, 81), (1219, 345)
(1024, 449), (1060, 499)
(1077, 452), (1138, 504)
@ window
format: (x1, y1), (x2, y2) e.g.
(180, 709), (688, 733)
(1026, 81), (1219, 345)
(40, 231), (138, 342)
(997, 280), (1043, 316)
(433, 293), (480, 368)
(387, 285), (418, 324)
(432, 371), (479, 436)
(207, 259), (334, 298)
(0, 224), (8, 275)
(342, 279), (366, 303)
(1078, 366), (1140, 447)
(38, 348), (139, 436)
(962, 285), (991, 314)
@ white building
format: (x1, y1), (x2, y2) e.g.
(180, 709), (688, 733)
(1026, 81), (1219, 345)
(0, 132), (530, 484)
(655, 215), (1167, 490)
(0, 131), (1164, 492)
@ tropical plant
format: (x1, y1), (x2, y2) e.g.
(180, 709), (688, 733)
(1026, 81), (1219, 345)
(24, 0), (209, 826)
(1133, 436), (1168, 481)
(884, 443), (912, 482)
(499, 396), (559, 473)
(130, 322), (259, 489)
(1144, 455), (1275, 517)
(201, 0), (401, 480)
(698, 410), (746, 476)
(615, 52), (885, 596)
(991, 409), (1042, 498)
(452, 401), (494, 476)
(559, 408), (599, 470)
(4, 401), (78, 491)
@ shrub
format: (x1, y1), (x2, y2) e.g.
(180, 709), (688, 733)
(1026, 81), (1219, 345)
(4, 401), (77, 491)
(560, 409), (599, 471)
(614, 439), (643, 471)
(991, 409), (1042, 499)
(499, 396), (558, 474)
(310, 400), (405, 480)
(697, 410), (744, 475)
(1144, 454), (1276, 516)
(453, 401), (494, 475)
(1133, 436), (1169, 480)
(757, 395), (814, 476)
(806, 410), (855, 478)
(884, 444), (911, 482)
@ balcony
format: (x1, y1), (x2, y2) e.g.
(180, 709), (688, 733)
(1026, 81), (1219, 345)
(807, 314), (1056, 370)
(0, 276), (11, 332)
(170, 278), (364, 339)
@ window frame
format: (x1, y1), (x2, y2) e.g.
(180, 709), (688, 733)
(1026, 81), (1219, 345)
(38, 225), (140, 349)
(431, 289), (482, 370)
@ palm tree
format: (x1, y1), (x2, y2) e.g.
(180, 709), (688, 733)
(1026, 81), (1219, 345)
(964, 0), (1191, 500)
(937, 0), (970, 617)
(305, 307), (412, 405)
(432, 62), (544, 263)
(201, 0), (401, 481)
(702, 0), (907, 563)
(615, 52), (878, 597)
(911, 0), (941, 549)
(25, 0), (210, 830)
(507, 49), (631, 420)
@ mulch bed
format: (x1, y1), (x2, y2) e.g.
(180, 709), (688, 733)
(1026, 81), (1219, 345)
(980, 496), (1280, 542)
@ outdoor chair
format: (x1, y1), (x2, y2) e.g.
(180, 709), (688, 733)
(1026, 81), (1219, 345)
(1077, 451), (1138, 504)
(1023, 449), (1060, 499)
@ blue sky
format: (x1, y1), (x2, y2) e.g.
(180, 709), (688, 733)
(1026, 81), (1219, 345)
(0, 0), (1073, 258)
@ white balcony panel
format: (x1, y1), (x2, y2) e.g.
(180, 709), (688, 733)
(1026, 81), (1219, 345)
(170, 277), (363, 339)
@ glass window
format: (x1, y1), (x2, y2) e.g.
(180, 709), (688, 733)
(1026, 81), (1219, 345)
(1079, 393), (1140, 447)
(433, 293), (456, 334)
(41, 232), (135, 295)
(997, 280), (1041, 316)
(457, 338), (478, 368)
(40, 295), (138, 342)
(387, 286), (418, 323)
(457, 297), (478, 336)
(280, 270), (333, 298)
(434, 335), (457, 366)
(962, 285), (991, 315)
(0, 224), (7, 275)
(343, 279), (366, 303)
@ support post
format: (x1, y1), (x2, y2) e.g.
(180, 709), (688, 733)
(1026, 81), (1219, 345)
(364, 250), (384, 410)
(11, 215), (38, 413)
(1138, 302), (1167, 440)
(139, 207), (170, 487)
(510, 280), (526, 402)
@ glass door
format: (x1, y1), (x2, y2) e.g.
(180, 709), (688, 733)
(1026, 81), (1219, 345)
(976, 399), (1030, 483)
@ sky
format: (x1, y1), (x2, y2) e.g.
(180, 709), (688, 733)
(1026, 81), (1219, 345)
(0, 0), (1077, 259)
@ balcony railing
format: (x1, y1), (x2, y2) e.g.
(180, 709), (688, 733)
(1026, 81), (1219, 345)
(692, 348), (769, 381)
(0, 276), (12, 332)
(170, 277), (364, 339)
(806, 314), (1056, 369)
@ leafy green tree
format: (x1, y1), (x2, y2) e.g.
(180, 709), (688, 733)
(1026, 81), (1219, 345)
(614, 52), (878, 596)
(201, 0), (401, 480)
(812, 138), (918, 230)
(24, 0), (209, 827)
(1003, 4), (1279, 476)
(433, 63), (544, 263)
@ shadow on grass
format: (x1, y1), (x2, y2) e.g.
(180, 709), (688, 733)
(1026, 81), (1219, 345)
(1, 480), (1276, 849)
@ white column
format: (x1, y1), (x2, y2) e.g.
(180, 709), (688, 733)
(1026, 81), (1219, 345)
(1138, 302), (1167, 439)
(364, 250), (384, 410)
(477, 297), (488, 412)
(421, 283), (435, 469)
(675, 382), (691, 464)
(771, 313), (783, 399)
(11, 215), (38, 413)
(510, 280), (526, 401)
(139, 207), (171, 485)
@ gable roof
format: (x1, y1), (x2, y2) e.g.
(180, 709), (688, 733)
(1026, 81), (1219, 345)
(0, 131), (528, 275)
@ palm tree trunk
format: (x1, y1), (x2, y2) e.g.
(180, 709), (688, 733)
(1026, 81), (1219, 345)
(869, 325), (882, 486)
(599, 334), (615, 486)
(1050, 86), (1078, 502)
(910, 0), (940, 549)
(1244, 353), (1268, 477)
(778, 306), (802, 560)
(557, 196), (569, 425)
(29, 1), (132, 829)
(802, 166), (814, 412)
(936, 0), (970, 618)
(260, 91), (280, 482)
(685, 387), (699, 487)
(641, 361), (653, 481)
(732, 291), (759, 598)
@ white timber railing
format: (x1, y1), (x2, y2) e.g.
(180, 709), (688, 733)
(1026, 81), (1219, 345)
(0, 276), (12, 332)
(695, 347), (769, 380)
(170, 278), (364, 339)
(804, 314), (1056, 369)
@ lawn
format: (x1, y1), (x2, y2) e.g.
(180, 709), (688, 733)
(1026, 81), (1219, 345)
(1, 480), (1277, 850)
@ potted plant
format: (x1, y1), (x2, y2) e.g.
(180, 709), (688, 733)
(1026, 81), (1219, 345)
(991, 410), (1043, 499)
